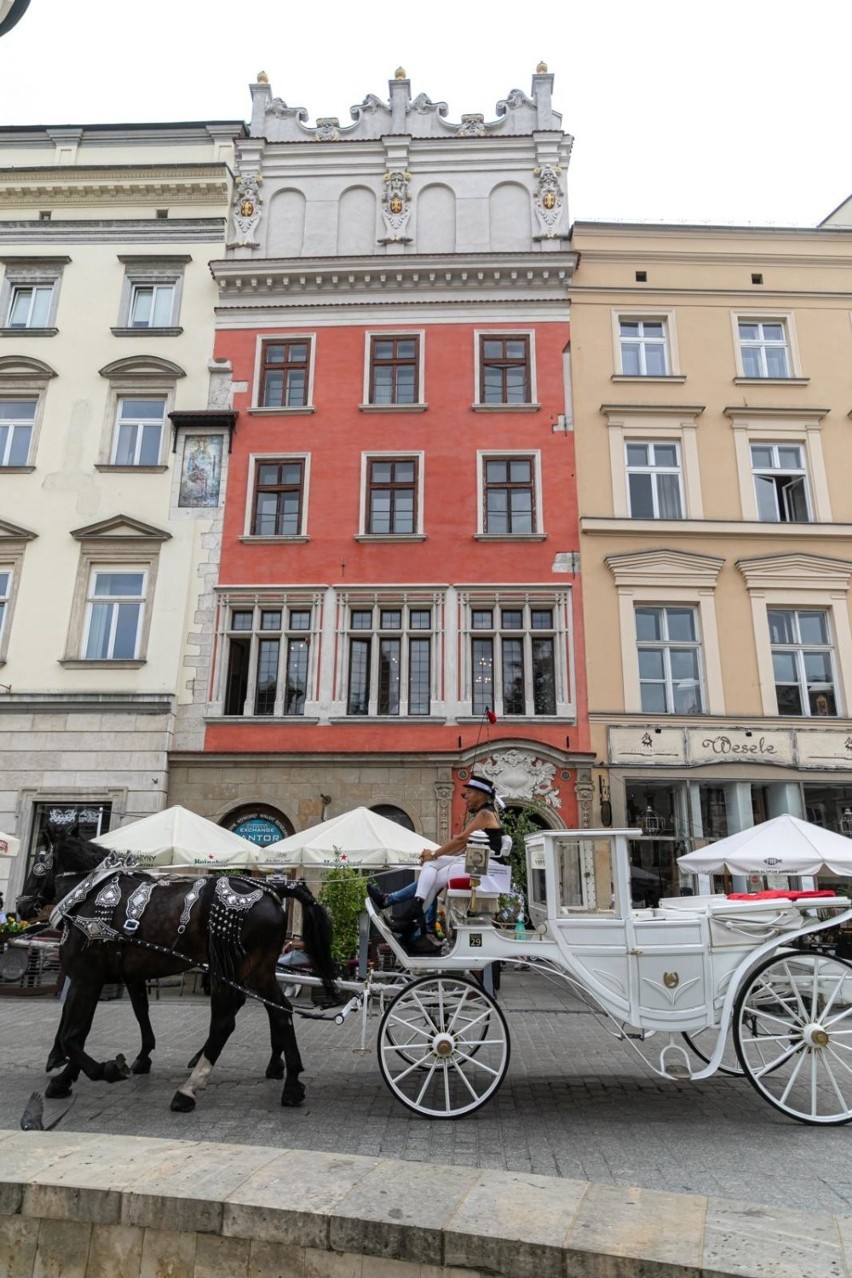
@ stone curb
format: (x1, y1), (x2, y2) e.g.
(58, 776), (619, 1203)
(0, 1128), (848, 1278)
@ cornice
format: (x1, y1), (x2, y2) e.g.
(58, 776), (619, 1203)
(581, 516), (852, 539)
(0, 163), (230, 209)
(0, 219), (227, 245)
(210, 251), (576, 304)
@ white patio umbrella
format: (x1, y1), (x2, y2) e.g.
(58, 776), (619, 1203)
(253, 806), (439, 869)
(91, 805), (258, 869)
(677, 814), (852, 877)
(0, 831), (20, 858)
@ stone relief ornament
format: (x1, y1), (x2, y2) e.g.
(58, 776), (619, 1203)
(457, 114), (486, 137)
(408, 92), (448, 119)
(477, 750), (561, 808)
(496, 87), (536, 114)
(232, 172), (263, 244)
(380, 170), (413, 243)
(574, 770), (594, 829)
(266, 98), (309, 124)
(533, 163), (565, 238)
(315, 117), (340, 141)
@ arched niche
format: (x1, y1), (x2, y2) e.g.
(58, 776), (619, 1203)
(267, 188), (307, 257)
(338, 185), (378, 255)
(370, 803), (416, 833)
(416, 184), (456, 253)
(488, 181), (532, 251)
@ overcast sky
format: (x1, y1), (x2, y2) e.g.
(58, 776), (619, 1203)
(2, 0), (850, 227)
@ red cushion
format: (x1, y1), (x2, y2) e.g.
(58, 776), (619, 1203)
(448, 877), (472, 889)
(726, 889), (837, 901)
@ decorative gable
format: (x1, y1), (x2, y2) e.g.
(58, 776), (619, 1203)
(606, 548), (724, 590)
(737, 553), (852, 592)
(0, 518), (36, 542)
(71, 515), (171, 544)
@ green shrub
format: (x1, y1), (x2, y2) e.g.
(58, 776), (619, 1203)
(318, 850), (367, 970)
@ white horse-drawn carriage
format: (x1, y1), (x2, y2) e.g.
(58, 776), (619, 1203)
(361, 828), (852, 1124)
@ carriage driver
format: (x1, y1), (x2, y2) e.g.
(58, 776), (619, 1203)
(374, 774), (504, 939)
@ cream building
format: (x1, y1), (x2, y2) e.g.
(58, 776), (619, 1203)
(570, 216), (852, 897)
(0, 118), (243, 901)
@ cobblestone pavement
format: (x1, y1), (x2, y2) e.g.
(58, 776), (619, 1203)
(1, 968), (849, 1215)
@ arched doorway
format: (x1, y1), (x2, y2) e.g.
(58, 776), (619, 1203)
(370, 804), (415, 832)
(221, 804), (293, 848)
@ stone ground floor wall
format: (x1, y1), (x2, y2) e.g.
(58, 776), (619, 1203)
(3, 1130), (847, 1278)
(0, 695), (174, 902)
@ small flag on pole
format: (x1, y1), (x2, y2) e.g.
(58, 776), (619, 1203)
(486, 708), (498, 724)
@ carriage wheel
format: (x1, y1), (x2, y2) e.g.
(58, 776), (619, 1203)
(377, 975), (509, 1118)
(681, 1028), (743, 1076)
(734, 952), (852, 1125)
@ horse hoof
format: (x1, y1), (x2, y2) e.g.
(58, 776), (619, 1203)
(281, 1084), (306, 1108)
(102, 1055), (131, 1084)
(45, 1079), (72, 1100)
(265, 1061), (285, 1080)
(170, 1091), (196, 1113)
(186, 1050), (201, 1069)
(45, 1054), (69, 1073)
(131, 1057), (152, 1075)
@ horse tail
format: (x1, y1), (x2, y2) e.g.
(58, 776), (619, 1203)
(288, 881), (338, 997)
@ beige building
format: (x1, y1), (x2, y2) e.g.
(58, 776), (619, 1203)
(569, 216), (852, 897)
(0, 119), (243, 901)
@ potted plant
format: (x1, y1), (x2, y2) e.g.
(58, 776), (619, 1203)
(318, 850), (367, 974)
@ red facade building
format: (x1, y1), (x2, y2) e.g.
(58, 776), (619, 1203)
(170, 69), (592, 844)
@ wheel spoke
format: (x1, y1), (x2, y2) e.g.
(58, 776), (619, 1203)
(449, 1056), (481, 1102)
(820, 1054), (849, 1111)
(778, 1045), (807, 1106)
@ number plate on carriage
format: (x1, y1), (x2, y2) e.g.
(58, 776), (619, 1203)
(469, 933), (482, 947)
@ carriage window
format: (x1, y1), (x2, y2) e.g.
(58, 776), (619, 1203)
(555, 838), (596, 911)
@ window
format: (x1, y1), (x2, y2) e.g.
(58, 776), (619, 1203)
(7, 284), (54, 329)
(128, 283), (175, 329)
(82, 570), (146, 660)
(251, 460), (305, 536)
(738, 320), (790, 378)
(635, 606), (704, 714)
(470, 604), (558, 717)
(223, 604), (313, 717)
(751, 444), (809, 522)
(479, 335), (531, 405)
(626, 442), (683, 519)
(0, 568), (9, 644)
(483, 457), (535, 534)
(0, 399), (36, 466)
(369, 336), (419, 405)
(769, 609), (838, 716)
(346, 605), (433, 716)
(619, 319), (668, 376)
(113, 255), (187, 335)
(366, 458), (417, 534)
(259, 340), (310, 408)
(111, 397), (166, 466)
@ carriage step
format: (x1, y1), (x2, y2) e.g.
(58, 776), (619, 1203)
(663, 1061), (692, 1080)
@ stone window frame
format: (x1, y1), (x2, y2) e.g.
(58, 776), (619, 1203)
(0, 519), (35, 665)
(472, 329), (540, 411)
(725, 407), (831, 524)
(360, 329), (427, 411)
(606, 549), (725, 714)
(0, 256), (69, 337)
(111, 254), (190, 337)
(730, 310), (807, 384)
(0, 355), (56, 472)
(356, 450), (426, 541)
(602, 404), (705, 520)
(475, 449), (546, 540)
(737, 553), (852, 718)
(249, 333), (316, 414)
(96, 356), (185, 472)
(210, 588), (323, 719)
(610, 308), (684, 382)
(333, 588), (445, 721)
(61, 516), (171, 670)
(242, 452), (312, 541)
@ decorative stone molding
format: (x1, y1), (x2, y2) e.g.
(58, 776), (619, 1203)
(434, 781), (453, 844)
(574, 769), (594, 828)
(379, 171), (412, 244)
(231, 171), (263, 246)
(0, 165), (230, 208)
(476, 749), (561, 808)
(457, 115), (486, 138)
(533, 163), (565, 238)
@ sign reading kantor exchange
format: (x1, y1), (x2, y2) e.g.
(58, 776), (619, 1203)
(610, 724), (852, 770)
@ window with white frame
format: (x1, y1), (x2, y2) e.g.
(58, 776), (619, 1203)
(737, 320), (790, 378)
(251, 459), (306, 536)
(0, 399), (36, 467)
(635, 606), (704, 714)
(82, 569), (147, 661)
(768, 608), (838, 716)
(0, 568), (10, 645)
(469, 603), (558, 717)
(346, 604), (433, 716)
(223, 603), (313, 717)
(750, 443), (810, 522)
(111, 397), (166, 466)
(482, 456), (536, 534)
(619, 318), (668, 376)
(114, 256), (187, 334)
(626, 442), (683, 519)
(365, 458), (418, 535)
(258, 339), (311, 408)
(478, 334), (532, 405)
(368, 335), (420, 405)
(7, 284), (54, 329)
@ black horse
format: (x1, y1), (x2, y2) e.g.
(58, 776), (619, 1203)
(17, 838), (337, 1112)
